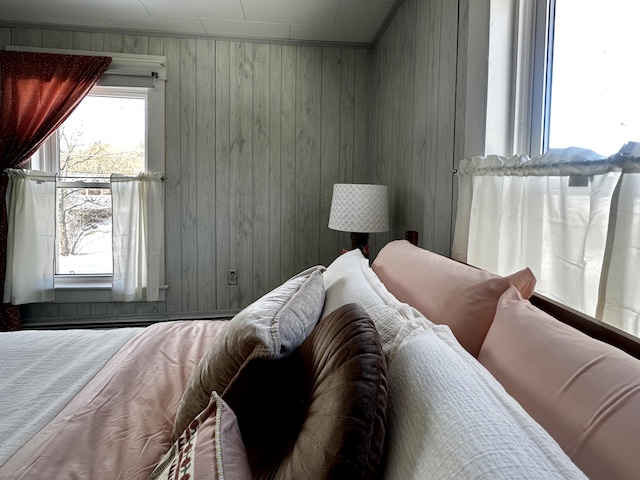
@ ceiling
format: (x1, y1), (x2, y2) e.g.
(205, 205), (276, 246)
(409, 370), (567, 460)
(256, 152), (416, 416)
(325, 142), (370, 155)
(0, 0), (401, 45)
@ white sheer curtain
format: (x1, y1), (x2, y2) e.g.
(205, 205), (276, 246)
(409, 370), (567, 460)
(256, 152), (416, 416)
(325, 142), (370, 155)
(599, 155), (640, 334)
(4, 169), (56, 304)
(453, 145), (640, 333)
(111, 172), (164, 302)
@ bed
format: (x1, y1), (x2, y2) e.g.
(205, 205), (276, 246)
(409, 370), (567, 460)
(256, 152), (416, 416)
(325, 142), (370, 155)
(2, 242), (639, 480)
(0, 320), (227, 478)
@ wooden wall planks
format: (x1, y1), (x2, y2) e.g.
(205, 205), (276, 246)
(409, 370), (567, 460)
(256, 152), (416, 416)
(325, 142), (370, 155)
(370, 0), (460, 258)
(11, 0), (463, 324)
(9, 26), (373, 323)
(320, 48), (341, 264)
(195, 39), (216, 312)
(252, 43), (270, 303)
(279, 45), (298, 284)
(268, 45), (283, 291)
(294, 47), (322, 273)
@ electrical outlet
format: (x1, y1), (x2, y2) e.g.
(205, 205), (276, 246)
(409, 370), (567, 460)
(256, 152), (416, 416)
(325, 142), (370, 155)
(228, 270), (237, 285)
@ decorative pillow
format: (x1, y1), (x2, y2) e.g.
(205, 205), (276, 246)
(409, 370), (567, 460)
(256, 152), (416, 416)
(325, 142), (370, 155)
(479, 286), (640, 480)
(243, 304), (389, 480)
(172, 265), (326, 441)
(322, 248), (431, 363)
(372, 240), (536, 356)
(150, 391), (251, 480)
(384, 326), (587, 480)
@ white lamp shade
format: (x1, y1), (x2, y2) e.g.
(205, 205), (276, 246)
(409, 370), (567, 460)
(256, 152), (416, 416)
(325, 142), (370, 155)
(328, 184), (389, 233)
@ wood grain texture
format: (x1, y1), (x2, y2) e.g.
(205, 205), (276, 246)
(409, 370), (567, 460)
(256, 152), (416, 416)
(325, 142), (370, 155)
(123, 34), (148, 54)
(195, 39), (216, 311)
(42, 30), (73, 49)
(5, 16), (467, 325)
(339, 49), (355, 185)
(369, 39), (386, 250)
(353, 49), (371, 185)
(434, 0), (458, 254)
(229, 41), (254, 308)
(424, 0), (441, 251)
(411, 0), (429, 240)
(252, 43), (270, 301)
(279, 45), (297, 283)
(163, 37), (183, 312)
(294, 47), (322, 272)
(72, 31), (91, 50)
(0, 27), (11, 47)
(13, 28), (42, 46)
(148, 36), (164, 56)
(103, 33), (123, 53)
(90, 32), (104, 51)
(320, 48), (341, 265)
(370, 0), (460, 258)
(398, 0), (417, 238)
(268, 45), (283, 291)
(215, 40), (232, 310)
(180, 38), (199, 311)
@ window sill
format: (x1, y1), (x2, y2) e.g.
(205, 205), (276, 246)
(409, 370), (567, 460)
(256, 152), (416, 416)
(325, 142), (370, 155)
(53, 277), (167, 303)
(56, 276), (112, 290)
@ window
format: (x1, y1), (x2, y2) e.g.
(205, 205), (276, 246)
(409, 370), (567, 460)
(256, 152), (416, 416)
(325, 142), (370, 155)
(52, 88), (146, 277)
(20, 48), (167, 303)
(454, 1), (640, 338)
(480, 0), (640, 158)
(545, 0), (640, 155)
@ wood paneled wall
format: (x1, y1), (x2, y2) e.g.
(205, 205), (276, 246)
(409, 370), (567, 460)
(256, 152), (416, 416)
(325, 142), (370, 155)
(1, 26), (371, 323)
(370, 0), (460, 256)
(4, 0), (465, 324)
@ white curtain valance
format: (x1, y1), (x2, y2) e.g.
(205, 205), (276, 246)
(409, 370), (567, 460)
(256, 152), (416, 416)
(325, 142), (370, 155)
(453, 143), (640, 336)
(457, 142), (640, 177)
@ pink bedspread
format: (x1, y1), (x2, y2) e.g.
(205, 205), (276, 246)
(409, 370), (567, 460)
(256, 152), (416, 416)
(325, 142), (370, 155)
(0, 320), (227, 480)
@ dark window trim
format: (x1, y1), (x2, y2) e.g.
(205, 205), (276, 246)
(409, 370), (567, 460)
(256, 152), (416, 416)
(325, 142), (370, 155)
(531, 292), (640, 361)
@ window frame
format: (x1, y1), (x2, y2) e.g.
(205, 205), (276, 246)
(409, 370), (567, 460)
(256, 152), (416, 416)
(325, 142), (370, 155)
(53, 87), (147, 279)
(21, 48), (167, 303)
(459, 1), (640, 345)
(470, 0), (555, 159)
(529, 0), (555, 156)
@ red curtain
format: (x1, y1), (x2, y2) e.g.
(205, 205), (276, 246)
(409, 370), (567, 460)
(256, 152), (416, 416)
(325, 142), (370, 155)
(0, 51), (112, 330)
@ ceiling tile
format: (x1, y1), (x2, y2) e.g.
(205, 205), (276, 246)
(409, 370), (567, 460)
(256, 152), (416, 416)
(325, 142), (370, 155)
(290, 23), (378, 44)
(200, 18), (289, 40)
(39, 0), (150, 22)
(0, 0), (397, 44)
(335, 0), (395, 29)
(0, 0), (50, 24)
(242, 0), (339, 26)
(31, 4), (118, 29)
(140, 0), (245, 21)
(108, 13), (207, 35)
(41, 16), (116, 30)
(39, 0), (148, 13)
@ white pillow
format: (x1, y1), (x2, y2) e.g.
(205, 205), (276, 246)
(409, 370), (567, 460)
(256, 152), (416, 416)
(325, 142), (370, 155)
(384, 326), (588, 480)
(322, 249), (431, 363)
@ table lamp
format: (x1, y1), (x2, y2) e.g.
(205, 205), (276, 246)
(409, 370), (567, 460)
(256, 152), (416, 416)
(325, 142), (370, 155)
(328, 183), (389, 258)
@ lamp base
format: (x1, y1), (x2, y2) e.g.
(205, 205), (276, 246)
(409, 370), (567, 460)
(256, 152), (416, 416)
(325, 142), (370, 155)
(405, 230), (419, 246)
(350, 232), (370, 259)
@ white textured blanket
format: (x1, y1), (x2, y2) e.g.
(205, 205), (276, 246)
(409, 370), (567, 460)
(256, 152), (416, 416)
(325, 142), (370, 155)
(0, 327), (142, 465)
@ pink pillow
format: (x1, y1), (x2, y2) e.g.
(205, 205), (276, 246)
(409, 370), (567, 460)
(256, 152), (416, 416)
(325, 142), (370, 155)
(479, 286), (640, 480)
(372, 240), (535, 356)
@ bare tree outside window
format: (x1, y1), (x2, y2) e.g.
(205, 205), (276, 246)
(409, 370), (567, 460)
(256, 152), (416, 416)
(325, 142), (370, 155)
(55, 93), (145, 274)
